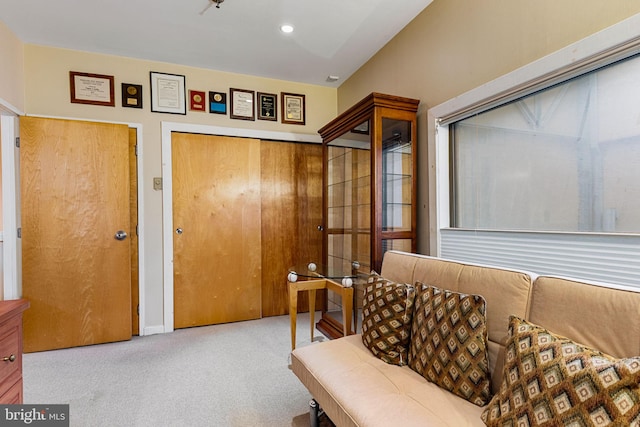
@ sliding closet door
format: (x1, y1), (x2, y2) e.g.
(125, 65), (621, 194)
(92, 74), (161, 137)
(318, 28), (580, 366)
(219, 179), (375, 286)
(172, 133), (261, 328)
(260, 141), (323, 316)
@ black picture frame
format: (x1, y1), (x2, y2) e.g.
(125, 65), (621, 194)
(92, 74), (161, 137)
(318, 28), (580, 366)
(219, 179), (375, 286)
(209, 91), (227, 114)
(257, 92), (277, 121)
(150, 71), (186, 115)
(122, 83), (143, 109)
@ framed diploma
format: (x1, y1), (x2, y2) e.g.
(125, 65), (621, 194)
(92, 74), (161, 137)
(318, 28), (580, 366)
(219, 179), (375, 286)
(189, 90), (206, 112)
(209, 91), (227, 114)
(281, 92), (306, 125)
(69, 71), (115, 107)
(121, 83), (143, 109)
(150, 71), (186, 115)
(230, 88), (255, 121)
(257, 92), (277, 121)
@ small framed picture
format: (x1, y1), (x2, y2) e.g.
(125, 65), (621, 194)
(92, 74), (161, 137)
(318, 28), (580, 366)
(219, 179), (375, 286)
(257, 92), (277, 121)
(69, 71), (115, 107)
(209, 91), (227, 114)
(150, 71), (186, 115)
(230, 88), (255, 121)
(121, 83), (143, 109)
(281, 92), (305, 125)
(189, 90), (206, 112)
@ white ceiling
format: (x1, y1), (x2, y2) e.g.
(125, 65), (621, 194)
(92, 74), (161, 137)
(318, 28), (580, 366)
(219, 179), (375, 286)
(0, 0), (433, 87)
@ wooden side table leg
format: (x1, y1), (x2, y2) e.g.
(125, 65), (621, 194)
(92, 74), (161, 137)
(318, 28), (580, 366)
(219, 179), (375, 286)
(342, 287), (354, 336)
(308, 289), (316, 342)
(289, 282), (298, 351)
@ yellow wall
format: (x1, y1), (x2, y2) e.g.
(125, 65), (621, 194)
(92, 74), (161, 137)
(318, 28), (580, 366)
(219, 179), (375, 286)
(22, 44), (337, 331)
(337, 0), (640, 253)
(0, 21), (24, 112)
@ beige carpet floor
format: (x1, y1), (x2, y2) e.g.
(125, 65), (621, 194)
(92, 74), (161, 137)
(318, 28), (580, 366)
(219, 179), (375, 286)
(23, 312), (334, 427)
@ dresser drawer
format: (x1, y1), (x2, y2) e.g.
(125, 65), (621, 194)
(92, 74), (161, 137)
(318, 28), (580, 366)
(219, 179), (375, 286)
(0, 378), (23, 404)
(0, 315), (22, 399)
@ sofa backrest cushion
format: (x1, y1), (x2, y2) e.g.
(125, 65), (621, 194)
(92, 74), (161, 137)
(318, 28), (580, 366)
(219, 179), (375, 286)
(381, 250), (536, 393)
(528, 276), (640, 359)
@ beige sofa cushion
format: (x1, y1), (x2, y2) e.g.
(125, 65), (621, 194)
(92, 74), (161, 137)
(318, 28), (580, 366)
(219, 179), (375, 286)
(528, 276), (640, 359)
(291, 334), (486, 427)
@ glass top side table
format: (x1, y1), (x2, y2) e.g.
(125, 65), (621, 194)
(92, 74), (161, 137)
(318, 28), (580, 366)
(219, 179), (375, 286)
(287, 262), (359, 351)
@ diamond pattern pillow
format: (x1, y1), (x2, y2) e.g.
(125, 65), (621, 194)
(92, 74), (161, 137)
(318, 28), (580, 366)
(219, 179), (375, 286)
(361, 272), (416, 366)
(408, 282), (491, 406)
(482, 316), (640, 426)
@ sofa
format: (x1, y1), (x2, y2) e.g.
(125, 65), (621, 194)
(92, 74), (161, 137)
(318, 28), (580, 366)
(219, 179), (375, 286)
(290, 250), (640, 426)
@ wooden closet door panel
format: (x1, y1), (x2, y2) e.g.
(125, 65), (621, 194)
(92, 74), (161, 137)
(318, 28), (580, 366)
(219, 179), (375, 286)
(20, 117), (132, 352)
(260, 141), (323, 317)
(172, 133), (261, 328)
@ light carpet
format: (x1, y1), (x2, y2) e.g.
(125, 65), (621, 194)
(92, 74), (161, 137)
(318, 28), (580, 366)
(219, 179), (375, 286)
(23, 312), (331, 427)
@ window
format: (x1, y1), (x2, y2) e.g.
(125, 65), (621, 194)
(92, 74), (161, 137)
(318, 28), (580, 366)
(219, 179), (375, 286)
(430, 14), (640, 288)
(452, 55), (640, 233)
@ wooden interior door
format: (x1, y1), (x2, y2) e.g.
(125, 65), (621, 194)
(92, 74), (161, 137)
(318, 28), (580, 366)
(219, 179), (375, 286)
(260, 141), (324, 316)
(172, 133), (261, 329)
(20, 117), (132, 353)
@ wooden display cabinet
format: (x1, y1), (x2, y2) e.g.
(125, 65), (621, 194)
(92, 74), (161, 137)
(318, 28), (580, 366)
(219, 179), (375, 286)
(317, 92), (419, 338)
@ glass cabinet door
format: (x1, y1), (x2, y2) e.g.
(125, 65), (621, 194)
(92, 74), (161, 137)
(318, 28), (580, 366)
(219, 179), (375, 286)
(381, 117), (414, 255)
(325, 120), (371, 323)
(327, 119), (372, 274)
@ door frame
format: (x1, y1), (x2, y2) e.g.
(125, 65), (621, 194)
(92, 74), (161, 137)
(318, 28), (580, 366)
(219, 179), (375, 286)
(16, 114), (147, 335)
(0, 98), (24, 300)
(160, 122), (321, 332)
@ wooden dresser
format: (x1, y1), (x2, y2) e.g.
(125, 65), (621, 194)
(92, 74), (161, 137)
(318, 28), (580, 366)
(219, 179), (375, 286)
(0, 299), (29, 403)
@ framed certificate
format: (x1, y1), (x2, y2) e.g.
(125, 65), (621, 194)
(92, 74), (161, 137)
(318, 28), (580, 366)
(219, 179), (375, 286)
(257, 92), (277, 121)
(150, 71), (186, 115)
(281, 92), (305, 125)
(230, 88), (255, 121)
(69, 71), (115, 107)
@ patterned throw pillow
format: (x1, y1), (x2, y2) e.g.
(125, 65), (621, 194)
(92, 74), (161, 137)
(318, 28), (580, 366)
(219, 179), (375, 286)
(361, 272), (416, 366)
(482, 316), (640, 426)
(408, 282), (491, 406)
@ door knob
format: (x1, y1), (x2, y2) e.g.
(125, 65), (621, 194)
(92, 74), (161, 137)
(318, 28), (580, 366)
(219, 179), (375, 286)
(114, 230), (128, 241)
(176, 228), (183, 235)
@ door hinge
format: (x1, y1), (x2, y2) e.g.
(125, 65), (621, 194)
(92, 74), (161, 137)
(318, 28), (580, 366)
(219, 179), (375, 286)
(15, 137), (20, 148)
(136, 224), (139, 236)
(135, 144), (138, 156)
(137, 304), (140, 315)
(17, 228), (21, 238)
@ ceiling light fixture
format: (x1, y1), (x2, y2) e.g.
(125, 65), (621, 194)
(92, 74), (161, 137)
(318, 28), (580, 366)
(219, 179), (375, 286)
(199, 0), (224, 15)
(326, 75), (340, 82)
(280, 24), (294, 34)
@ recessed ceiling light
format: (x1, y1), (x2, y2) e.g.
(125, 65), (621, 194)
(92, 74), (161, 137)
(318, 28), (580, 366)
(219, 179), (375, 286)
(280, 24), (294, 34)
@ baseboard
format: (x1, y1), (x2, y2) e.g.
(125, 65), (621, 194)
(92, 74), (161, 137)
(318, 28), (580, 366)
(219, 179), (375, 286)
(142, 325), (165, 336)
